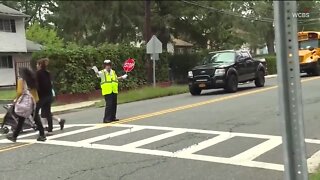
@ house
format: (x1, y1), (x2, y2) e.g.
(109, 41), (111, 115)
(0, 4), (42, 87)
(167, 36), (194, 54)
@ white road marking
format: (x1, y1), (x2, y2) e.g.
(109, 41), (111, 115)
(174, 133), (234, 155)
(307, 150), (320, 173)
(78, 126), (144, 144)
(46, 125), (101, 140)
(231, 138), (282, 162)
(1, 123), (320, 172)
(0, 126), (65, 143)
(122, 130), (186, 148)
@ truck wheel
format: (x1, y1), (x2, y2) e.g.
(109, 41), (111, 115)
(255, 70), (265, 87)
(189, 86), (201, 96)
(225, 74), (238, 93)
(312, 61), (320, 76)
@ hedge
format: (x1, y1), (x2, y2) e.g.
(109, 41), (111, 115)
(168, 53), (202, 83)
(32, 44), (169, 94)
(254, 54), (277, 75)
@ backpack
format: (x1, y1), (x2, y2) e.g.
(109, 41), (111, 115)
(14, 81), (36, 118)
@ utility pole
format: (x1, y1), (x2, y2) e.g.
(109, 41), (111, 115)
(273, 1), (308, 180)
(144, 0), (152, 84)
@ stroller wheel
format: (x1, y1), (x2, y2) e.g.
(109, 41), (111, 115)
(0, 127), (10, 134)
(3, 127), (9, 134)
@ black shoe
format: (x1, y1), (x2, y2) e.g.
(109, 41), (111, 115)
(59, 119), (66, 130)
(6, 135), (17, 142)
(37, 136), (46, 142)
(112, 119), (120, 122)
(103, 120), (112, 123)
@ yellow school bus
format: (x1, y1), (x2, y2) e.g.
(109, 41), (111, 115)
(298, 31), (320, 75)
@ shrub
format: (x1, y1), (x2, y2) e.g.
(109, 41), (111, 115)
(32, 44), (169, 94)
(168, 53), (204, 83)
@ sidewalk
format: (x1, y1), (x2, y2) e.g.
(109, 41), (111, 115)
(0, 100), (100, 119)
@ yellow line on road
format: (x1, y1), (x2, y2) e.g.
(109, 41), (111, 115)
(1, 76), (320, 152)
(0, 143), (31, 153)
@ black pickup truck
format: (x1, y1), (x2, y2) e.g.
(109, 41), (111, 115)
(188, 50), (267, 95)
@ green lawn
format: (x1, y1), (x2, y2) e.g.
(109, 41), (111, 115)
(310, 171), (320, 180)
(96, 85), (188, 107)
(0, 89), (16, 100)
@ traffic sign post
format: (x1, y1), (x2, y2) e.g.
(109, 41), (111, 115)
(273, 1), (308, 180)
(147, 35), (162, 87)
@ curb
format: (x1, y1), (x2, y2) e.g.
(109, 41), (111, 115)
(0, 100), (12, 104)
(265, 74), (277, 79)
(0, 100), (100, 119)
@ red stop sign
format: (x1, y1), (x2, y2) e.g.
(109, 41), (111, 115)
(123, 58), (135, 73)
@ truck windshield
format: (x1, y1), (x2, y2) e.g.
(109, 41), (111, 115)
(299, 40), (319, 50)
(202, 52), (235, 64)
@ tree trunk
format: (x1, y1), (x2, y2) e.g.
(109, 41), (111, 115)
(265, 26), (275, 54)
(144, 0), (152, 84)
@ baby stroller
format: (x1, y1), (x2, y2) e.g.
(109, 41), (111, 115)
(0, 103), (37, 134)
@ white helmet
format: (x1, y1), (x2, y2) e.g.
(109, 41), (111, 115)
(104, 59), (112, 64)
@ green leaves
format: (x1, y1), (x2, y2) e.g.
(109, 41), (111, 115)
(32, 44), (169, 95)
(26, 22), (64, 48)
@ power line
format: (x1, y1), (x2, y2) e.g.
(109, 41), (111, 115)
(181, 0), (274, 23)
(181, 0), (320, 24)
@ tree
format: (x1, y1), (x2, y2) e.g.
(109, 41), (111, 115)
(297, 0), (320, 31)
(26, 22), (64, 48)
(169, 1), (245, 50)
(230, 1), (275, 54)
(0, 0), (57, 28)
(46, 1), (143, 45)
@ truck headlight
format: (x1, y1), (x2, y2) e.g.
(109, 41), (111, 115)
(188, 71), (193, 78)
(215, 69), (225, 76)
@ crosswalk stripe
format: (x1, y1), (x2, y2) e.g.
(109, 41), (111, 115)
(46, 126), (100, 140)
(174, 133), (235, 155)
(231, 138), (282, 162)
(78, 126), (144, 144)
(122, 130), (186, 148)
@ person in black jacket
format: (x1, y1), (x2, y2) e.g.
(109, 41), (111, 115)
(35, 58), (54, 135)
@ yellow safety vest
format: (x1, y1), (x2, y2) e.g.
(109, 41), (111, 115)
(100, 70), (118, 95)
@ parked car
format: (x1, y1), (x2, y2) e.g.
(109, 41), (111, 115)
(188, 50), (267, 95)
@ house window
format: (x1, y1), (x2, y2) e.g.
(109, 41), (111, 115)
(0, 19), (16, 33)
(0, 56), (13, 68)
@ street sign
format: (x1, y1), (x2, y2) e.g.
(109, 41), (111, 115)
(273, 1), (308, 180)
(146, 35), (162, 87)
(123, 58), (135, 73)
(147, 35), (162, 54)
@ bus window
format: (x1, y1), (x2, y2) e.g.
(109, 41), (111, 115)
(308, 33), (318, 39)
(298, 39), (319, 50)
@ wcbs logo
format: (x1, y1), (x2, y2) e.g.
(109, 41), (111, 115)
(292, 8), (311, 18)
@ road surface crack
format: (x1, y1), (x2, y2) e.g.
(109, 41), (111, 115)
(117, 158), (167, 180)
(216, 119), (259, 132)
(150, 133), (209, 150)
(61, 166), (110, 180)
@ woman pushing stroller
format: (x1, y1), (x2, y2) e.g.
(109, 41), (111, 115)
(6, 68), (46, 142)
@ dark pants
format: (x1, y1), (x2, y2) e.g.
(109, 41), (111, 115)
(104, 93), (117, 122)
(13, 114), (45, 138)
(35, 96), (53, 132)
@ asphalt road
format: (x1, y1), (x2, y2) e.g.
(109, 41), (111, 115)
(1, 76), (320, 180)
